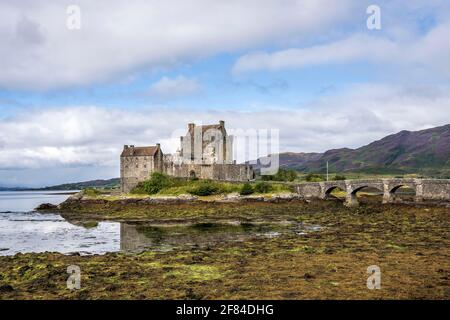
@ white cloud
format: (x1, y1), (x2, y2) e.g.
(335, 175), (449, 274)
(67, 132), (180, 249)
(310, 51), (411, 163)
(232, 23), (450, 79)
(0, 84), (449, 175)
(233, 34), (396, 72)
(149, 76), (201, 97)
(0, 0), (358, 90)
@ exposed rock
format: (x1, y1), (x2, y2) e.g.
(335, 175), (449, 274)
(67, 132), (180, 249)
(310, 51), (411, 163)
(138, 195), (199, 204)
(0, 284), (14, 293)
(216, 193), (241, 203)
(139, 196), (178, 204)
(177, 194), (198, 201)
(57, 192), (84, 209)
(67, 192), (84, 202)
(35, 203), (58, 211)
(241, 195), (265, 202)
(265, 193), (301, 203)
(119, 198), (141, 204)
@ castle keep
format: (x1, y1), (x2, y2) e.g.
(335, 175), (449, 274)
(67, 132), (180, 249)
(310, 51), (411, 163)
(120, 121), (254, 192)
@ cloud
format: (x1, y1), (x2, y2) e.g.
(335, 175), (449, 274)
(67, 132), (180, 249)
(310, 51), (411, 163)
(149, 76), (201, 97)
(0, 0), (358, 90)
(1, 84), (449, 175)
(232, 23), (450, 80)
(233, 34), (395, 72)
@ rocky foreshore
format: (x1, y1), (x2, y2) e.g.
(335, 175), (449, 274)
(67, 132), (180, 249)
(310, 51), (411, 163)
(3, 200), (450, 300)
(35, 191), (306, 212)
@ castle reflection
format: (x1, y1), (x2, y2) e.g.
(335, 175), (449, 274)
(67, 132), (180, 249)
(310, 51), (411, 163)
(119, 221), (284, 253)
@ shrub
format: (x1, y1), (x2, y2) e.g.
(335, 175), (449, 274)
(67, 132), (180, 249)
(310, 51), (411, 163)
(188, 181), (220, 196)
(254, 182), (273, 194)
(130, 183), (147, 194)
(262, 168), (298, 182)
(239, 183), (254, 195)
(83, 188), (101, 196)
(282, 169), (298, 182)
(305, 173), (324, 182)
(143, 172), (173, 194)
(333, 175), (346, 181)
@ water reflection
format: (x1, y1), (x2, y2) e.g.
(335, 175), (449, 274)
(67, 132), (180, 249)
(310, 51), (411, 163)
(120, 221), (321, 253)
(0, 212), (321, 256)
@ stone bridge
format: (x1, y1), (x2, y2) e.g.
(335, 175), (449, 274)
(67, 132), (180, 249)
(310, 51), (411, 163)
(292, 179), (450, 207)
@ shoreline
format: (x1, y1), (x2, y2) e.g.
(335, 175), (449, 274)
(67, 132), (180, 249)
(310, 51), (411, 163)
(34, 190), (450, 221)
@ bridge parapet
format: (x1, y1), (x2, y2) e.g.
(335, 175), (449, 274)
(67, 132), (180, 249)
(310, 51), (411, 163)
(292, 179), (450, 207)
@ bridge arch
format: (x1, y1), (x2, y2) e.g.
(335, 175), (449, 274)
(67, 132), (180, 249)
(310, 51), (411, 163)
(345, 185), (384, 207)
(325, 186), (345, 195)
(388, 184), (416, 202)
(324, 186), (346, 201)
(351, 185), (369, 195)
(389, 184), (415, 193)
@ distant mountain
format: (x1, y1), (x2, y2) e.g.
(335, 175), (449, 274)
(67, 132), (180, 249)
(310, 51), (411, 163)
(39, 178), (120, 190)
(254, 124), (450, 176)
(0, 178), (120, 191)
(0, 187), (30, 191)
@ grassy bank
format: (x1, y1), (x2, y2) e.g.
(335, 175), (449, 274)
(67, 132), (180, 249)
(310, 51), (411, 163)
(0, 200), (448, 299)
(127, 173), (293, 196)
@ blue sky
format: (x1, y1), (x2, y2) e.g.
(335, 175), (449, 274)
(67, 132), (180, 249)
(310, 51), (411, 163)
(0, 0), (449, 187)
(0, 52), (376, 111)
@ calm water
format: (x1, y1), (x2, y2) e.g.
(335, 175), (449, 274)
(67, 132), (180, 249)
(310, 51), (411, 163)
(0, 191), (119, 256)
(0, 190), (78, 212)
(0, 191), (321, 256)
(0, 211), (120, 256)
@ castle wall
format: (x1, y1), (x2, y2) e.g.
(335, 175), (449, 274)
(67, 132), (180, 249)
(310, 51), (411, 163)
(121, 156), (154, 193)
(122, 159), (254, 192)
(121, 149), (164, 193)
(164, 163), (254, 181)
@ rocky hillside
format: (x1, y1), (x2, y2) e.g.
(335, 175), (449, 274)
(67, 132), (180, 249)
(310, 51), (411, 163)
(257, 124), (450, 176)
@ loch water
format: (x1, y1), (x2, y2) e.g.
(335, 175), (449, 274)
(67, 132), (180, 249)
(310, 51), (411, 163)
(0, 191), (321, 256)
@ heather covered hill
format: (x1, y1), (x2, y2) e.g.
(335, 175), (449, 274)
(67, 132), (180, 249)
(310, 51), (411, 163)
(257, 124), (450, 176)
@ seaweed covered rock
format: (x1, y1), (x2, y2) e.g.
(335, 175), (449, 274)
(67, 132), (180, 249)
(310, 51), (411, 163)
(35, 203), (58, 211)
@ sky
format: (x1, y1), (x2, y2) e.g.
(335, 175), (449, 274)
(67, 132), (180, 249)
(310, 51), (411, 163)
(0, 0), (450, 187)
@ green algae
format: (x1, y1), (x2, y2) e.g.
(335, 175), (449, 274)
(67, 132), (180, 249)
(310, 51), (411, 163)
(1, 200), (449, 300)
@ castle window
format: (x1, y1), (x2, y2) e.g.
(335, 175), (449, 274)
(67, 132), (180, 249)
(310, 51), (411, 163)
(144, 165), (147, 168)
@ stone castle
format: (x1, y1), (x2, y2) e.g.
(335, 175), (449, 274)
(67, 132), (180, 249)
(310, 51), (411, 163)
(120, 121), (254, 192)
